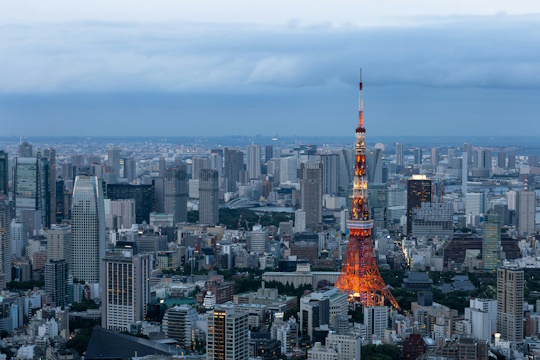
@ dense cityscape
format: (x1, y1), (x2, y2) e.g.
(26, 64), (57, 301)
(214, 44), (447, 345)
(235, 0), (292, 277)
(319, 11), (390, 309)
(0, 74), (539, 360)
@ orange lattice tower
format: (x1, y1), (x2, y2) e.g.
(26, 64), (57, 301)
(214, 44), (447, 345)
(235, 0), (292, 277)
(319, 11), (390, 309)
(335, 70), (400, 309)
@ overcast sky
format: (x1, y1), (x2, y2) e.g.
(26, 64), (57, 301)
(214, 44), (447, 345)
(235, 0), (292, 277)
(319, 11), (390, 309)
(1, 1), (540, 137)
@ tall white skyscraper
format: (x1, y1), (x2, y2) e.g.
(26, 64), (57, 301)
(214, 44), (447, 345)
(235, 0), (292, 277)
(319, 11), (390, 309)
(280, 156), (297, 184)
(506, 190), (517, 211)
(246, 145), (261, 180)
(71, 176), (105, 284)
(364, 306), (388, 341)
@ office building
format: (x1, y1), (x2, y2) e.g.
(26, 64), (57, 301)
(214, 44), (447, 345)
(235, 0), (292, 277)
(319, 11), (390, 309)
(108, 199), (136, 229)
(47, 224), (71, 267)
(44, 260), (69, 307)
(406, 175), (432, 236)
(164, 167), (188, 224)
(247, 145), (261, 180)
(72, 176), (106, 284)
(507, 154), (516, 169)
(463, 143), (473, 164)
(207, 307), (249, 360)
(101, 252), (151, 332)
(192, 156), (211, 180)
(0, 151), (7, 197)
(431, 147), (440, 166)
(211, 149), (224, 177)
(320, 154), (339, 195)
(497, 265), (524, 342)
(0, 197), (11, 282)
(395, 143), (403, 166)
(483, 214), (501, 271)
(497, 152), (506, 168)
(431, 338), (488, 360)
(162, 305), (198, 347)
(413, 148), (422, 165)
(199, 169), (219, 226)
(123, 158), (136, 183)
(108, 146), (121, 182)
(307, 342), (338, 360)
(10, 220), (26, 259)
(366, 148), (383, 183)
(248, 227), (269, 254)
(14, 155), (50, 223)
(326, 333), (361, 360)
(364, 306), (389, 341)
(300, 288), (348, 340)
(264, 145), (273, 163)
(224, 148), (244, 192)
(470, 298), (497, 336)
(280, 156), (297, 184)
(517, 189), (535, 236)
(300, 162), (323, 231)
(107, 183), (154, 224)
(529, 154), (539, 168)
(158, 156), (166, 177)
(466, 192), (487, 216)
(411, 202), (453, 237)
(506, 190), (517, 211)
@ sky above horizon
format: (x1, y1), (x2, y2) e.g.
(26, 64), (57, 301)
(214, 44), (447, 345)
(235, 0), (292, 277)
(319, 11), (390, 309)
(1, 1), (540, 137)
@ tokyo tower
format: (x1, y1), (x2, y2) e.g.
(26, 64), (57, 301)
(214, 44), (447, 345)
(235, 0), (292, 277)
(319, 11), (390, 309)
(335, 70), (400, 310)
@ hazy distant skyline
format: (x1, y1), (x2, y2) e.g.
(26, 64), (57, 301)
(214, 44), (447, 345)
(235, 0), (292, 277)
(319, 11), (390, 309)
(1, 1), (540, 136)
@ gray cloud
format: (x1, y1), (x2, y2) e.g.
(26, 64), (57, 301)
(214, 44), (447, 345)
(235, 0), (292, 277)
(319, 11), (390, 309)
(1, 15), (540, 94)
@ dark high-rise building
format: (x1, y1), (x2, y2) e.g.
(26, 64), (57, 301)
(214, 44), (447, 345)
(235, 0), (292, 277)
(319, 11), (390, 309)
(199, 169), (219, 225)
(45, 260), (68, 307)
(107, 146), (121, 182)
(123, 158), (136, 183)
(463, 143), (473, 165)
(164, 167), (188, 224)
(528, 154), (539, 168)
(158, 156), (166, 177)
(0, 196), (11, 282)
(55, 180), (65, 223)
(300, 162), (323, 231)
(18, 142), (33, 157)
(413, 148), (422, 165)
(507, 153), (516, 169)
(265, 145), (274, 163)
(406, 175), (432, 236)
(0, 151), (7, 197)
(401, 334), (427, 360)
(320, 154), (339, 195)
(224, 149), (244, 192)
(497, 152), (506, 169)
(43, 148), (56, 229)
(107, 183), (154, 224)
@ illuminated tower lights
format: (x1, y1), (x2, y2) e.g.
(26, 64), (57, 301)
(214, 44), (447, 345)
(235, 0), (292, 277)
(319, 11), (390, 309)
(335, 70), (399, 309)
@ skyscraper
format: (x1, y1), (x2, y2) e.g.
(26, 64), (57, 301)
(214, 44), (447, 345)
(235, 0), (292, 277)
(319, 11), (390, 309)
(18, 141), (33, 157)
(497, 265), (524, 342)
(45, 260), (69, 307)
(413, 148), (422, 165)
(247, 145), (261, 180)
(300, 162), (323, 231)
(482, 214), (501, 271)
(164, 167), (188, 224)
(108, 146), (121, 182)
(507, 154), (516, 169)
(158, 156), (166, 177)
(0, 196), (11, 283)
(71, 176), (106, 284)
(264, 145), (274, 163)
(47, 224), (71, 267)
(43, 148), (56, 229)
(463, 143), (473, 165)
(207, 307), (249, 360)
(101, 252), (151, 332)
(517, 189), (535, 236)
(0, 151), (8, 197)
(320, 154), (339, 195)
(107, 183), (154, 224)
(14, 156), (40, 218)
(431, 147), (440, 166)
(529, 155), (539, 168)
(224, 149), (244, 192)
(497, 152), (506, 169)
(366, 148), (383, 183)
(199, 169), (219, 226)
(123, 158), (136, 183)
(211, 149), (224, 177)
(192, 156), (211, 180)
(395, 143), (403, 167)
(406, 175), (432, 236)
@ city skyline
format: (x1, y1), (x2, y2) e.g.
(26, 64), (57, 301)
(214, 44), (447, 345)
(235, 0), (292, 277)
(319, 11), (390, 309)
(1, 1), (540, 136)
